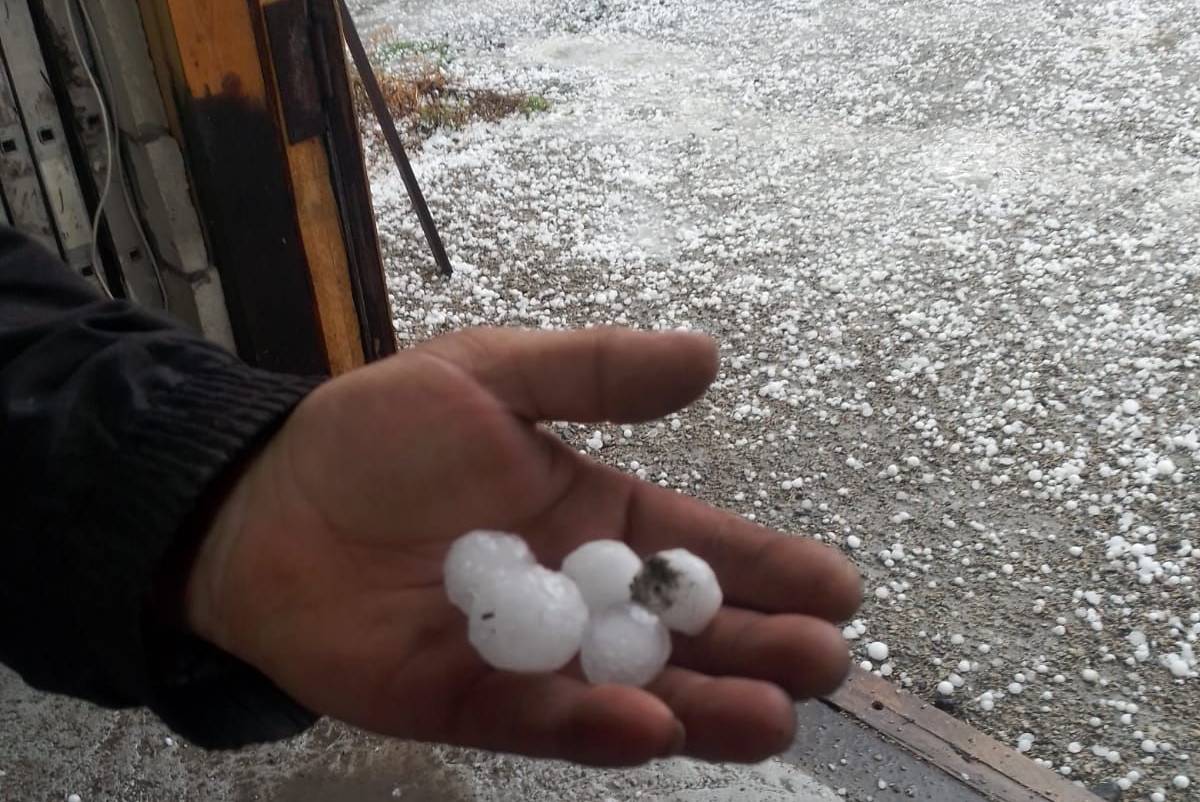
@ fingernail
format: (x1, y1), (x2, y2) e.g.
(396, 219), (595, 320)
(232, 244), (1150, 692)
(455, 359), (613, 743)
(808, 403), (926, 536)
(663, 721), (686, 757)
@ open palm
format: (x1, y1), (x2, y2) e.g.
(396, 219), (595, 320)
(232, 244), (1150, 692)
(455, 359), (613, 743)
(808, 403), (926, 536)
(185, 328), (861, 766)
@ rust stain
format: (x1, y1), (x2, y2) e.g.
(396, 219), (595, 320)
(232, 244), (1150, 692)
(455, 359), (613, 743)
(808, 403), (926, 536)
(220, 72), (244, 97)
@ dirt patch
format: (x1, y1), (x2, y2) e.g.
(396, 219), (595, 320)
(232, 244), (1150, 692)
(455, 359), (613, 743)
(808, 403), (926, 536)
(352, 40), (548, 150)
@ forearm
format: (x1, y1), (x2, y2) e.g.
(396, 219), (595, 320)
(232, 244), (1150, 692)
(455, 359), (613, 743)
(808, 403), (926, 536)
(0, 226), (320, 746)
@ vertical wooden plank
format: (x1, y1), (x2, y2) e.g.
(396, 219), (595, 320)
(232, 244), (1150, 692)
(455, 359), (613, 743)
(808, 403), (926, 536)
(140, 0), (389, 370)
(281, 138), (365, 374)
(164, 0), (268, 97)
(310, 0), (396, 361)
(257, 0), (364, 374)
(825, 669), (1104, 802)
(155, 0), (329, 374)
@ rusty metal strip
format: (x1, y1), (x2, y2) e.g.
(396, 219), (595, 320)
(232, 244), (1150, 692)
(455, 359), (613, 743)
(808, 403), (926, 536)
(823, 668), (1101, 802)
(336, 0), (452, 278)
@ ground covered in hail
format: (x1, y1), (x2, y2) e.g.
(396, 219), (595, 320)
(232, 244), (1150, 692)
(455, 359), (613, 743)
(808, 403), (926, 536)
(356, 0), (1200, 798)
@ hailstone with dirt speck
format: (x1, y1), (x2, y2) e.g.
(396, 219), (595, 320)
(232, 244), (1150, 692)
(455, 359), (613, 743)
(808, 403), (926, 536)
(444, 530), (536, 613)
(581, 603), (672, 686)
(632, 548), (722, 635)
(468, 566), (588, 672)
(562, 539), (641, 612)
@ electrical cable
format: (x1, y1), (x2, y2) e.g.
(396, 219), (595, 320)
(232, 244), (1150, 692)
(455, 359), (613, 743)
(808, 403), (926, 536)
(64, 0), (114, 299)
(76, 0), (169, 311)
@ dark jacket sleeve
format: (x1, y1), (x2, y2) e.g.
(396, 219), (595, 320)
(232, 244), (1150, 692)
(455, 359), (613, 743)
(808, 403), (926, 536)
(0, 226), (322, 747)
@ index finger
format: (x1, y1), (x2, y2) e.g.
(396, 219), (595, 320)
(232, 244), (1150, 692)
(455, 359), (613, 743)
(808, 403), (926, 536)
(625, 478), (863, 622)
(420, 327), (719, 424)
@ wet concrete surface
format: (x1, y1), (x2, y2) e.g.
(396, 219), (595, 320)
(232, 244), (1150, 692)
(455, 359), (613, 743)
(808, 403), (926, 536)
(1, 666), (852, 801)
(3, 661), (1027, 801)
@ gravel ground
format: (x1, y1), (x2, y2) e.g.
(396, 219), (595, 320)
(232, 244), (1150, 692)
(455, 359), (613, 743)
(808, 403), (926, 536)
(356, 0), (1200, 798)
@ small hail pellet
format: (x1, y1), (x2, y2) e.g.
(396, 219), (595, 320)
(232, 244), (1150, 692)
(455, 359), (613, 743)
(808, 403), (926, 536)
(630, 548), (723, 636)
(467, 565), (589, 673)
(561, 539), (642, 612)
(580, 602), (671, 687)
(443, 530), (535, 613)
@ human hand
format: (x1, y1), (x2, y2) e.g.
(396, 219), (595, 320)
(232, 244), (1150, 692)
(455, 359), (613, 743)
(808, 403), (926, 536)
(185, 328), (861, 766)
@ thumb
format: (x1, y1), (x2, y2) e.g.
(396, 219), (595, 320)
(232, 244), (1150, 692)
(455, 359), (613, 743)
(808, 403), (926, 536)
(419, 327), (719, 423)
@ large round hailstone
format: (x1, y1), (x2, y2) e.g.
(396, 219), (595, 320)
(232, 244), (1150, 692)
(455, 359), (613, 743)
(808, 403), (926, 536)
(444, 530), (535, 613)
(581, 603), (671, 687)
(562, 539), (642, 612)
(468, 566), (588, 673)
(631, 548), (722, 635)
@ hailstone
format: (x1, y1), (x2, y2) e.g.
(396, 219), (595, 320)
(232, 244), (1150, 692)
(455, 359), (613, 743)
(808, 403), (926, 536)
(631, 548), (722, 635)
(581, 603), (671, 687)
(562, 539), (641, 612)
(444, 530), (535, 612)
(468, 566), (588, 672)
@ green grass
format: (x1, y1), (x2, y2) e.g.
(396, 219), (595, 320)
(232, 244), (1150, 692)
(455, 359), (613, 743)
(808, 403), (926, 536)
(520, 94), (552, 115)
(416, 101), (468, 132)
